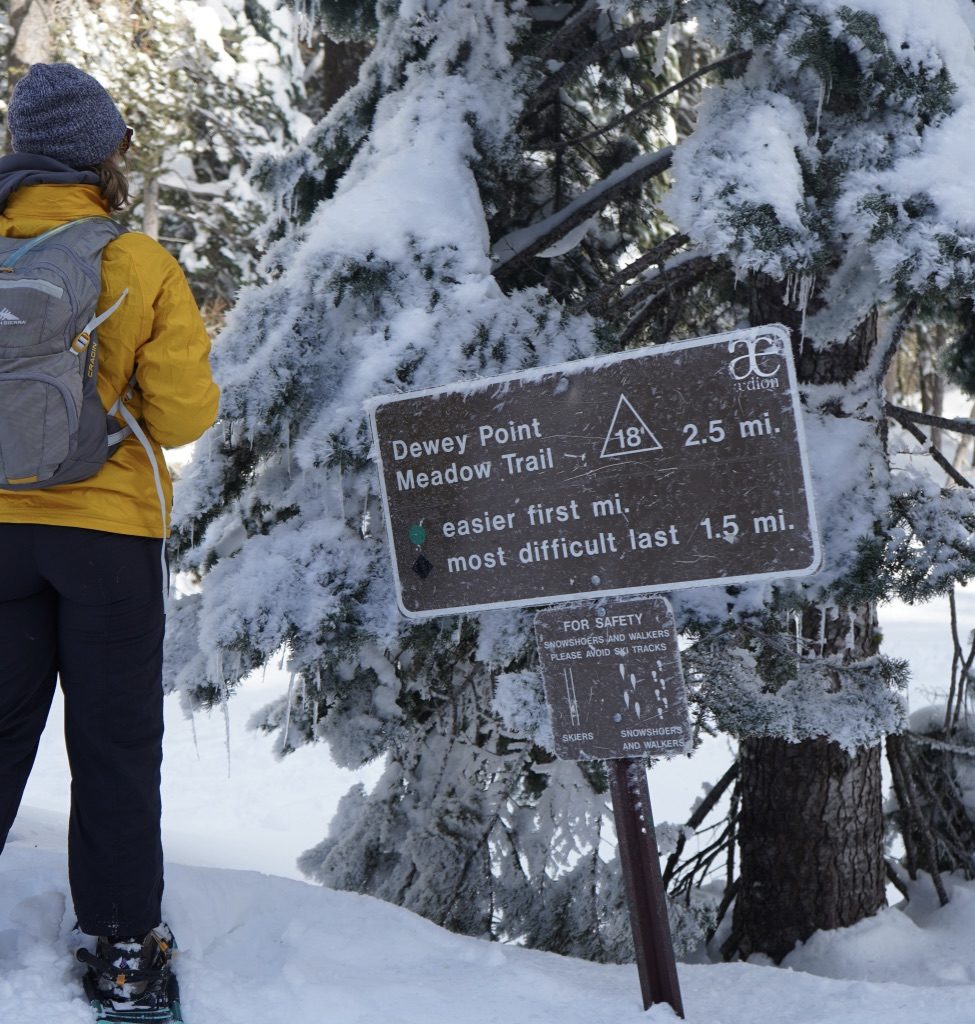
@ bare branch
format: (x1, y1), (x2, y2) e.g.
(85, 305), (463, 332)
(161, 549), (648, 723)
(886, 403), (975, 437)
(874, 300), (917, 384)
(662, 761), (739, 886)
(886, 734), (950, 905)
(615, 251), (712, 315)
(886, 405), (975, 489)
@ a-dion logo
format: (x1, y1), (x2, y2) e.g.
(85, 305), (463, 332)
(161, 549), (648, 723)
(727, 334), (783, 389)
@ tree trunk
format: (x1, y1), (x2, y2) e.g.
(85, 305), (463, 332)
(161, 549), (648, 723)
(728, 736), (885, 961)
(724, 282), (887, 961)
(316, 36), (371, 116)
(9, 0), (52, 79)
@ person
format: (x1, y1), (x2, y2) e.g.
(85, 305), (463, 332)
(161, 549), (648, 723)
(0, 63), (219, 1014)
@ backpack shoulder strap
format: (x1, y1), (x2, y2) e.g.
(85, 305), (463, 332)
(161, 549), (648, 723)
(69, 288), (129, 354)
(0, 216), (122, 270)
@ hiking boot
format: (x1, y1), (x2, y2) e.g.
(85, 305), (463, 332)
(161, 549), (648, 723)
(77, 922), (178, 1011)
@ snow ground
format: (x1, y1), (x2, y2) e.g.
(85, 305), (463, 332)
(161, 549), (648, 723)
(0, 592), (972, 1023)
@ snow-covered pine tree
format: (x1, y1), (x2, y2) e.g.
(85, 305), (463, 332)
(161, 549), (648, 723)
(169, 0), (699, 959)
(49, 0), (308, 311)
(662, 0), (975, 959)
(171, 0), (975, 964)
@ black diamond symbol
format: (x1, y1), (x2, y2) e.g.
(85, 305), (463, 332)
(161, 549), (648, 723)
(412, 555), (433, 579)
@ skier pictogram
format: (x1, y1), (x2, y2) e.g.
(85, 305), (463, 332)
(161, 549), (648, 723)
(564, 667), (581, 727)
(600, 394), (662, 458)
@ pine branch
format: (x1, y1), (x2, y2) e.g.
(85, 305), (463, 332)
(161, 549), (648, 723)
(572, 232), (690, 315)
(617, 256), (715, 345)
(523, 7), (691, 122)
(491, 147), (673, 274)
(615, 251), (713, 315)
(552, 50), (751, 153)
(537, 1), (600, 63)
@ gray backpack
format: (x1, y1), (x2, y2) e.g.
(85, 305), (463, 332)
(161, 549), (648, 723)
(0, 216), (130, 490)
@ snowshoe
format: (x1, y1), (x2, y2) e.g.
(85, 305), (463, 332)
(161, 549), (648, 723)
(77, 924), (184, 1023)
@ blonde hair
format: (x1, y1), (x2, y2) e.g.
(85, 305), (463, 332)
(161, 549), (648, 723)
(96, 155), (129, 211)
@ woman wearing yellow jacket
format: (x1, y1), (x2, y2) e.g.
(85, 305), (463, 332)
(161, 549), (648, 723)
(0, 64), (218, 1018)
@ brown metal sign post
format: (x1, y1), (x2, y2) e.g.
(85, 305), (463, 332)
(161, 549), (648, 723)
(611, 758), (684, 1017)
(534, 597), (689, 1016)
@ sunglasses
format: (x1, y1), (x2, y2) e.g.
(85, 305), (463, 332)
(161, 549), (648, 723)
(118, 126), (133, 155)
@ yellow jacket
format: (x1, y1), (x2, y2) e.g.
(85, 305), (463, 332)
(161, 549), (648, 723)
(0, 184), (219, 538)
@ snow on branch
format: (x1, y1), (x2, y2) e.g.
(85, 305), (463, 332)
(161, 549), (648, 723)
(536, 1), (600, 63)
(552, 50), (751, 153)
(522, 5), (690, 120)
(491, 146), (673, 272)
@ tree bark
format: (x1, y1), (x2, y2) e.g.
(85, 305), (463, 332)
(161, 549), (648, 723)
(725, 279), (887, 961)
(317, 36), (371, 115)
(728, 736), (885, 961)
(9, 0), (52, 80)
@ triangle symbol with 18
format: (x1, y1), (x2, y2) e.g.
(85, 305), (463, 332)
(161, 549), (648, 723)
(600, 394), (663, 458)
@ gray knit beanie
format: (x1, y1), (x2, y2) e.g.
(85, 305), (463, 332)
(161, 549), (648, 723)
(7, 63), (127, 169)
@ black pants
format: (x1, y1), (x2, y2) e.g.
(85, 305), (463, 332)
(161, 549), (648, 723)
(0, 523), (165, 937)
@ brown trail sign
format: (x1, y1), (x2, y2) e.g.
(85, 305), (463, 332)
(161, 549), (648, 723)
(368, 324), (819, 618)
(368, 325), (821, 1016)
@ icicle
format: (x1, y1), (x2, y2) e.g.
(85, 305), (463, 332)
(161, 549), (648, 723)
(360, 488), (372, 538)
(312, 666), (321, 731)
(652, 1), (676, 76)
(190, 711), (200, 761)
(282, 671), (297, 755)
(282, 419), (292, 478)
(221, 656), (233, 780)
(221, 696), (232, 780)
(813, 76), (827, 143)
(783, 273), (815, 350)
